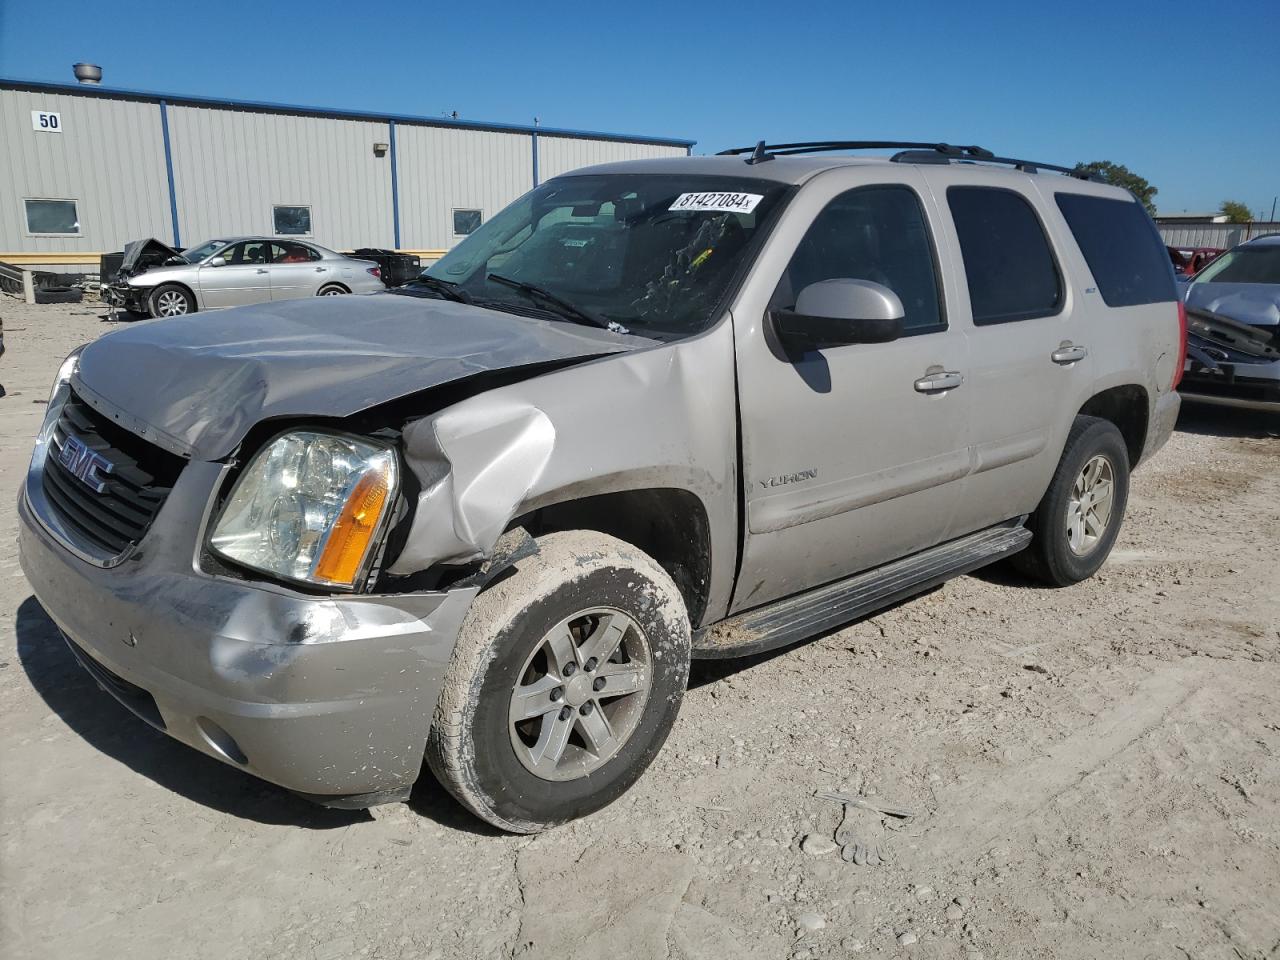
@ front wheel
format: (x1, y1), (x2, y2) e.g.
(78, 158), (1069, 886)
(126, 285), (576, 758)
(148, 284), (195, 318)
(1013, 415), (1130, 586)
(426, 530), (691, 833)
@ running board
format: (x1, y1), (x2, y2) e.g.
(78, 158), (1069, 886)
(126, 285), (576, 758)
(693, 520), (1031, 659)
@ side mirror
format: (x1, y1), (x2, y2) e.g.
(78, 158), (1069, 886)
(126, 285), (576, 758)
(773, 279), (905, 351)
(208, 255), (227, 267)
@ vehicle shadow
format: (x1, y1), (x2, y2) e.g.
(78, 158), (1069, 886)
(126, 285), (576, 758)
(1174, 401), (1278, 439)
(14, 594), (373, 829)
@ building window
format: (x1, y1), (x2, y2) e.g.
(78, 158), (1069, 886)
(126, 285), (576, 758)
(273, 205), (312, 236)
(453, 209), (483, 236)
(25, 198), (81, 235)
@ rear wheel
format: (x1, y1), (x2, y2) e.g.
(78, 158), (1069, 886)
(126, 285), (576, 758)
(317, 283), (348, 296)
(148, 284), (194, 318)
(1013, 415), (1130, 586)
(426, 530), (691, 833)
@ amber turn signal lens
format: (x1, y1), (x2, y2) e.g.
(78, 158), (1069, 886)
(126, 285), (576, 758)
(313, 467), (392, 586)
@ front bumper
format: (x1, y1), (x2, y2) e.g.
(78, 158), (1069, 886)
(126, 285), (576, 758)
(103, 282), (148, 312)
(1180, 355), (1280, 413)
(18, 459), (477, 805)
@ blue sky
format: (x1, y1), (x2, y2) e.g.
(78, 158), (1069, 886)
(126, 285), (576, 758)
(2, 0), (1277, 216)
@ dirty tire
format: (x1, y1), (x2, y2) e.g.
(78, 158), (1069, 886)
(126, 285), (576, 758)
(1013, 415), (1130, 586)
(426, 530), (691, 833)
(147, 283), (195, 318)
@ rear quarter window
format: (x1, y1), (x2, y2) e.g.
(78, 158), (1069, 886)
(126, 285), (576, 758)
(1055, 193), (1177, 306)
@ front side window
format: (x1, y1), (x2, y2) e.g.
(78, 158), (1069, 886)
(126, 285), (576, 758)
(453, 209), (483, 236)
(221, 241), (270, 265)
(273, 205), (311, 236)
(1192, 244), (1280, 285)
(948, 186), (1062, 325)
(25, 198), (80, 235)
(772, 185), (945, 334)
(271, 241), (320, 263)
(1055, 193), (1176, 306)
(426, 174), (791, 338)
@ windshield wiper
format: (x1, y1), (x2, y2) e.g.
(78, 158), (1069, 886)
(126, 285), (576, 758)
(399, 275), (473, 304)
(486, 273), (628, 334)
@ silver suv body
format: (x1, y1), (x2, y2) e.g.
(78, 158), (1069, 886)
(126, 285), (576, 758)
(19, 146), (1183, 830)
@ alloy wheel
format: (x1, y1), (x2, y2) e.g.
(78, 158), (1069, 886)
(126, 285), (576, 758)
(1066, 454), (1115, 556)
(156, 290), (188, 316)
(508, 608), (651, 782)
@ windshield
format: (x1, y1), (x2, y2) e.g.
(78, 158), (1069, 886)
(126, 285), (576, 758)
(425, 174), (791, 338)
(1193, 244), (1280, 285)
(183, 239), (232, 263)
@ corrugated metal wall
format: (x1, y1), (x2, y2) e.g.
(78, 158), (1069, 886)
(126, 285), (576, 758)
(0, 87), (171, 252)
(1, 82), (693, 261)
(537, 136), (687, 181)
(1158, 223), (1280, 249)
(397, 126), (532, 250)
(167, 105), (395, 250)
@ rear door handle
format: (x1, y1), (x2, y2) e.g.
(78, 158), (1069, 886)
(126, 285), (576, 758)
(914, 370), (964, 393)
(315, 267), (326, 272)
(1051, 343), (1088, 365)
(255, 268), (269, 274)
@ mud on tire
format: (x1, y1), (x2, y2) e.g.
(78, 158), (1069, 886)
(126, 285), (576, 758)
(426, 530), (691, 833)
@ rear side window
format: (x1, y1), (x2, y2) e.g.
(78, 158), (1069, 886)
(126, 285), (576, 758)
(947, 186), (1062, 325)
(1055, 193), (1176, 305)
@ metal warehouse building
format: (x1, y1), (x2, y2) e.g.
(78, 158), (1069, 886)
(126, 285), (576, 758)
(1, 77), (694, 273)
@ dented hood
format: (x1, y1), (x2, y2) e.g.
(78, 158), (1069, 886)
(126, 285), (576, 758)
(73, 293), (648, 460)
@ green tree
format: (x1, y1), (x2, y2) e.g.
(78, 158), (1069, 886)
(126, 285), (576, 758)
(1072, 161), (1158, 215)
(1219, 200), (1253, 223)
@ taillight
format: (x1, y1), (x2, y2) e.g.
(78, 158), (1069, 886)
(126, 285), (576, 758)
(367, 266), (382, 280)
(1172, 300), (1187, 390)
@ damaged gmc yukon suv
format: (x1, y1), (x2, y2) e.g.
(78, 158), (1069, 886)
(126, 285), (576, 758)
(19, 142), (1184, 832)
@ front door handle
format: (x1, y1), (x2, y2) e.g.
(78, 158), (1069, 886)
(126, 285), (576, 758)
(1051, 343), (1088, 365)
(315, 267), (326, 272)
(914, 370), (964, 393)
(256, 268), (269, 274)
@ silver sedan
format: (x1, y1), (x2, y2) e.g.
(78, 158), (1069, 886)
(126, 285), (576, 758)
(109, 236), (387, 317)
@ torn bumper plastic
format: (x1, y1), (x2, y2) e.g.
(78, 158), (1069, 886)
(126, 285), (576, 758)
(17, 470), (477, 804)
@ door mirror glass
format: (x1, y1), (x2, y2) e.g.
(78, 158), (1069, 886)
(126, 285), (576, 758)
(774, 279), (905, 350)
(209, 255), (227, 267)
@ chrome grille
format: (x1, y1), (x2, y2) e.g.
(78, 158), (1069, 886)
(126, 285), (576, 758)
(42, 392), (185, 556)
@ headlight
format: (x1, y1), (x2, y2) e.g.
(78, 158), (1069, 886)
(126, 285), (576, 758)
(210, 431), (398, 589)
(50, 348), (82, 404)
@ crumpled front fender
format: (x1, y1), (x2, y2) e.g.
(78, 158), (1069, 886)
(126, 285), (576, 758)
(389, 400), (556, 573)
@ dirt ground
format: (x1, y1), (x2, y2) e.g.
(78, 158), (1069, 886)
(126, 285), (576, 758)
(1, 297), (1277, 960)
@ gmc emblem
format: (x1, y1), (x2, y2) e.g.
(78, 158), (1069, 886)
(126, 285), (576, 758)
(58, 433), (114, 494)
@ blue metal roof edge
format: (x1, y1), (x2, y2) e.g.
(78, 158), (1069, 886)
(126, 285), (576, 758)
(0, 77), (697, 148)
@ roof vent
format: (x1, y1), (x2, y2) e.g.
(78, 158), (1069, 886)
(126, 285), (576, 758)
(73, 63), (102, 85)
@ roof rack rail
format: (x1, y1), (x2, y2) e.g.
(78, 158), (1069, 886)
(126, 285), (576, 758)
(716, 141), (1104, 181)
(717, 141), (994, 164)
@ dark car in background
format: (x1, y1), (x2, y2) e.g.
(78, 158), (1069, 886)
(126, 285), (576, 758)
(1180, 235), (1280, 411)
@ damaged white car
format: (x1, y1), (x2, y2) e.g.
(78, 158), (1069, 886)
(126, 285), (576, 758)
(20, 142), (1184, 831)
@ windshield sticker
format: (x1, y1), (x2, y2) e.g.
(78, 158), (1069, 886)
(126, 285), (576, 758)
(668, 192), (764, 215)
